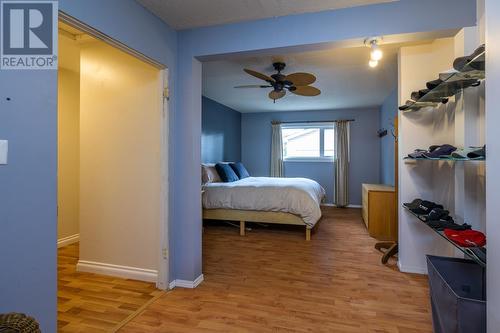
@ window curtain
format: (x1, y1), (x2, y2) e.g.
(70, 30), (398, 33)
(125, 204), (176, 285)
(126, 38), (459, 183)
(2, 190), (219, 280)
(334, 120), (350, 207)
(270, 121), (284, 177)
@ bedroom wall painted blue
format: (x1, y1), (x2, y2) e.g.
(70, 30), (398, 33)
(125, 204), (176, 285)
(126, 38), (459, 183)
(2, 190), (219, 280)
(241, 108), (380, 205)
(379, 89), (398, 186)
(175, 0), (476, 282)
(202, 97), (241, 163)
(0, 1), (177, 331)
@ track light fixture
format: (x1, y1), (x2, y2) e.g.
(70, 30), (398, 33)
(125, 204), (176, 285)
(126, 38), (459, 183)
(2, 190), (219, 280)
(365, 37), (383, 67)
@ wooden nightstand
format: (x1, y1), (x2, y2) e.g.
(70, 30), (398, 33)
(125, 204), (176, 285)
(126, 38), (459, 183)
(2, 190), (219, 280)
(362, 183), (397, 241)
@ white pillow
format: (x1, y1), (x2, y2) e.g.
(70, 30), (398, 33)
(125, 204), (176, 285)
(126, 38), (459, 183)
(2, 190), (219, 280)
(201, 164), (222, 184)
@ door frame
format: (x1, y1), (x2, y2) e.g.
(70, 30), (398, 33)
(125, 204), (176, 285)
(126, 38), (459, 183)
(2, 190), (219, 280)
(157, 68), (169, 290)
(58, 11), (170, 289)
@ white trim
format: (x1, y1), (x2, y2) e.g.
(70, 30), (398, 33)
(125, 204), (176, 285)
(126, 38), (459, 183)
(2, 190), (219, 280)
(76, 260), (158, 283)
(59, 11), (165, 69)
(284, 158), (334, 163)
(281, 122), (335, 129)
(347, 204), (362, 208)
(321, 203), (362, 208)
(168, 274), (204, 289)
(156, 68), (169, 291)
(168, 280), (176, 289)
(397, 261), (427, 275)
(57, 234), (79, 248)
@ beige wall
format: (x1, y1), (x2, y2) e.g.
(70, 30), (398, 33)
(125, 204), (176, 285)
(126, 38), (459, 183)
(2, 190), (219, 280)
(78, 41), (162, 271)
(57, 35), (81, 241)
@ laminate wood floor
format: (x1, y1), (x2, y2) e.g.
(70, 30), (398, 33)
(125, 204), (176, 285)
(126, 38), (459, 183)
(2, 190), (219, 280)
(120, 207), (433, 333)
(58, 243), (162, 332)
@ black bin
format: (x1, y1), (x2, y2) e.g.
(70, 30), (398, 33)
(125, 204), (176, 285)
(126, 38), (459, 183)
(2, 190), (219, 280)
(426, 255), (486, 333)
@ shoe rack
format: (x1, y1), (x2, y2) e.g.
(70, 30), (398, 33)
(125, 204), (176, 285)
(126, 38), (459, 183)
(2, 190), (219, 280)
(397, 28), (486, 273)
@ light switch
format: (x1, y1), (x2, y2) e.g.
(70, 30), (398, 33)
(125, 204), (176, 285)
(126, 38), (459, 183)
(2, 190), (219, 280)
(0, 140), (8, 165)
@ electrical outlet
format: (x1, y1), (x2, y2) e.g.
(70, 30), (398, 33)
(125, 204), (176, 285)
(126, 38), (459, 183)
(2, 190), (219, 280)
(0, 140), (7, 165)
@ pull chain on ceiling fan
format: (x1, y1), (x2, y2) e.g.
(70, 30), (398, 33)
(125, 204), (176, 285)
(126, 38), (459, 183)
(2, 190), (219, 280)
(235, 62), (321, 103)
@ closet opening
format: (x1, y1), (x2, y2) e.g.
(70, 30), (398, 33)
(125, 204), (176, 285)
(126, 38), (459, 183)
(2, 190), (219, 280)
(57, 17), (169, 332)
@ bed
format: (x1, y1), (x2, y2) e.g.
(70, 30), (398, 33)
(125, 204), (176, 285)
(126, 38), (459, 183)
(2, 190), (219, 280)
(202, 176), (325, 240)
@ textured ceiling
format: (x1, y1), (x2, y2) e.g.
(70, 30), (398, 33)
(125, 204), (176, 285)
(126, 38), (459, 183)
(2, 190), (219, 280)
(202, 43), (406, 113)
(136, 0), (397, 30)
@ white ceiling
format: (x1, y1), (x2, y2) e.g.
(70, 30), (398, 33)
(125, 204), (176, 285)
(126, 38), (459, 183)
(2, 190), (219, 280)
(202, 43), (407, 113)
(136, 0), (397, 30)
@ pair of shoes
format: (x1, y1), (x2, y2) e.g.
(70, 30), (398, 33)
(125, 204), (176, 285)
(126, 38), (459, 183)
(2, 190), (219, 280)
(410, 89), (449, 104)
(403, 199), (472, 231)
(407, 144), (457, 159)
(398, 99), (439, 111)
(451, 145), (486, 160)
(403, 199), (443, 215)
(426, 78), (480, 96)
(453, 44), (485, 72)
(427, 219), (471, 232)
(444, 229), (486, 247)
(426, 207), (452, 222)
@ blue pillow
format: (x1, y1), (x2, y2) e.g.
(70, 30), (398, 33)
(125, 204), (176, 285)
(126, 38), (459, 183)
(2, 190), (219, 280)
(215, 163), (239, 182)
(230, 162), (250, 179)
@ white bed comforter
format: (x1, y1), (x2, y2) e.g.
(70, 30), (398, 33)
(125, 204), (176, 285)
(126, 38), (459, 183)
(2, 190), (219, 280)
(202, 177), (325, 227)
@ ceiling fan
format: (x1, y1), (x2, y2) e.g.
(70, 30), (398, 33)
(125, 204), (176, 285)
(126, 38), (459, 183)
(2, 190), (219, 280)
(235, 62), (321, 102)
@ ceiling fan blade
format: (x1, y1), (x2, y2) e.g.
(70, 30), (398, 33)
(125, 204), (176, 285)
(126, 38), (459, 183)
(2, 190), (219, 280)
(234, 84), (272, 88)
(286, 72), (316, 86)
(269, 90), (286, 100)
(291, 86), (321, 96)
(244, 69), (274, 82)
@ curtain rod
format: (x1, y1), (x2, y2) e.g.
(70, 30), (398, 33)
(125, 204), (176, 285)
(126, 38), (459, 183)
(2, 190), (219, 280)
(271, 119), (354, 125)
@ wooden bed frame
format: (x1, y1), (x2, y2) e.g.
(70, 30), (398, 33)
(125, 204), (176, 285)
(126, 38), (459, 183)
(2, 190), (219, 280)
(202, 208), (313, 241)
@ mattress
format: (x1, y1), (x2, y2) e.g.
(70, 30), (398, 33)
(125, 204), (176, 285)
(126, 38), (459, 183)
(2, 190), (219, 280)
(202, 177), (325, 227)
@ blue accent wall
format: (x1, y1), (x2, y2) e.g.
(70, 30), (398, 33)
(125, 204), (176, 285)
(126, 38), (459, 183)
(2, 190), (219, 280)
(202, 97), (241, 163)
(380, 89), (398, 186)
(242, 108), (381, 205)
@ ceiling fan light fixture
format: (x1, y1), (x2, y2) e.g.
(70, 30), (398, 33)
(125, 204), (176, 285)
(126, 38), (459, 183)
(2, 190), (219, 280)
(239, 63), (321, 102)
(369, 59), (378, 68)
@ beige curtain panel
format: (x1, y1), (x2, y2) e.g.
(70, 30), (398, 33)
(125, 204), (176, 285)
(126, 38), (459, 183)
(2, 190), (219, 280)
(334, 120), (350, 207)
(270, 122), (284, 177)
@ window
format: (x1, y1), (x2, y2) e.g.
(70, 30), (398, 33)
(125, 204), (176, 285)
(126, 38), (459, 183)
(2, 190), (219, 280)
(282, 123), (335, 161)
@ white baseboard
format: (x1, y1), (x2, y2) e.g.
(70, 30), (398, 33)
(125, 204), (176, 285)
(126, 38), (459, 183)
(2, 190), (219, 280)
(77, 260), (158, 283)
(321, 203), (362, 208)
(397, 261), (427, 275)
(168, 274), (204, 289)
(347, 204), (362, 208)
(57, 234), (80, 248)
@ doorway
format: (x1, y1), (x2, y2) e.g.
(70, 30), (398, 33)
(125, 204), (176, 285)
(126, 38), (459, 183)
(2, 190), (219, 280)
(57, 17), (169, 332)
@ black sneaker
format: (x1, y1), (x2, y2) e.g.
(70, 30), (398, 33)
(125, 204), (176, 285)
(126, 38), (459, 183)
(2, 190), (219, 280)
(428, 219), (471, 231)
(403, 199), (423, 210)
(426, 208), (451, 222)
(453, 44), (485, 72)
(410, 200), (444, 215)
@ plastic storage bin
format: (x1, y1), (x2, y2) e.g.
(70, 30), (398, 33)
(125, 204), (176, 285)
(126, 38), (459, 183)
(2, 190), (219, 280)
(426, 255), (486, 333)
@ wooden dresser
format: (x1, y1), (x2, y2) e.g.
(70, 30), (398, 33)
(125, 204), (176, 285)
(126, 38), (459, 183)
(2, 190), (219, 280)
(362, 183), (397, 241)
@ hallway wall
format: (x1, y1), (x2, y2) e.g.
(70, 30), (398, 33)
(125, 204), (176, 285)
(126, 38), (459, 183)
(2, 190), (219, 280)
(58, 34), (81, 243)
(78, 40), (162, 275)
